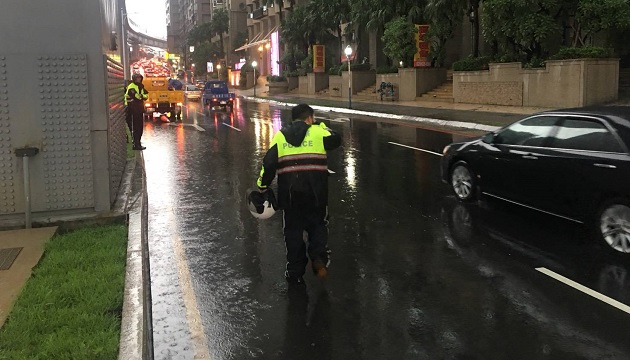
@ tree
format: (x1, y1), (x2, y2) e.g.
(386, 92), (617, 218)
(481, 0), (563, 61)
(571, 0), (630, 47)
(381, 16), (417, 66)
(212, 8), (230, 58)
(425, 0), (466, 66)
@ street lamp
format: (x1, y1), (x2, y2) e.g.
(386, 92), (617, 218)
(217, 64), (222, 80)
(344, 45), (353, 109)
(252, 60), (258, 97)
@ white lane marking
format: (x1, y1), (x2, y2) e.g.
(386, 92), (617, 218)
(388, 141), (443, 157)
(192, 124), (206, 132)
(221, 123), (242, 132)
(536, 267), (630, 315)
(328, 169), (336, 174)
(196, 112), (205, 116)
(171, 230), (213, 360)
(314, 116), (328, 121)
(169, 123), (206, 132)
(329, 117), (350, 123)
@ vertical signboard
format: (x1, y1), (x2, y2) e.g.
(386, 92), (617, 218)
(313, 45), (325, 73)
(207, 62), (214, 73)
(414, 25), (431, 67)
(271, 31), (280, 75)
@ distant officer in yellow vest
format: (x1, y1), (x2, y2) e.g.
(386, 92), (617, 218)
(257, 104), (342, 286)
(124, 73), (149, 150)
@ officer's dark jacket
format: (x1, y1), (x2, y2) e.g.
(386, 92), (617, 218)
(257, 120), (341, 208)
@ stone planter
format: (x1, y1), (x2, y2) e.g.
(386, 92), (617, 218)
(453, 59), (619, 107)
(241, 71), (255, 89)
(298, 76), (308, 95)
(287, 76), (299, 91)
(328, 75), (342, 97)
(341, 70), (376, 99)
(307, 73), (329, 94)
(398, 68), (447, 100)
(268, 81), (289, 95)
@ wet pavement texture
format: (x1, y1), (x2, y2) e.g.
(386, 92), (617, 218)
(141, 99), (630, 360)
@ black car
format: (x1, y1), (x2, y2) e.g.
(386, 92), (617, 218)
(441, 106), (630, 254)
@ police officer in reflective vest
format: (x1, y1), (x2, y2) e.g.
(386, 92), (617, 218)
(257, 104), (342, 285)
(124, 73), (149, 150)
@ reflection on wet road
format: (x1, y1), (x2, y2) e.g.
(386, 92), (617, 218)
(141, 99), (630, 360)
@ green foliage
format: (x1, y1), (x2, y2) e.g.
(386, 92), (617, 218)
(283, 70), (301, 77)
(267, 75), (287, 82)
(482, 0), (561, 61)
(453, 55), (491, 71)
(523, 56), (546, 68)
(573, 0), (630, 46)
(376, 65), (400, 74)
(381, 16), (417, 66)
(280, 47), (306, 71)
(339, 62), (372, 72)
(425, 0), (467, 67)
(241, 62), (254, 72)
(299, 51), (314, 73)
(190, 42), (222, 76)
(328, 65), (340, 75)
(549, 46), (614, 60)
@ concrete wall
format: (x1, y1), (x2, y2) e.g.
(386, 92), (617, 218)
(0, 0), (125, 223)
(329, 75), (342, 97)
(298, 76), (308, 94)
(453, 59), (619, 108)
(287, 76), (299, 91)
(341, 70), (376, 98)
(307, 73), (329, 94)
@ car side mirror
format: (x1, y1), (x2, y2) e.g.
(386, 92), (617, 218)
(481, 133), (495, 144)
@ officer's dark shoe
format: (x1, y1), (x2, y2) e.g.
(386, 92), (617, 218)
(285, 272), (306, 286)
(312, 260), (328, 279)
(133, 145), (146, 150)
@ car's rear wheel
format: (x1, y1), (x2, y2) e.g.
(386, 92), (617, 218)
(598, 200), (630, 254)
(450, 161), (476, 202)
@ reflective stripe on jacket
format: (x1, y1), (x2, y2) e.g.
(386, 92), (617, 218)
(124, 83), (148, 106)
(257, 122), (341, 208)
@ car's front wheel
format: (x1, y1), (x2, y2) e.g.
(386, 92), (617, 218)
(597, 200), (630, 254)
(450, 161), (476, 202)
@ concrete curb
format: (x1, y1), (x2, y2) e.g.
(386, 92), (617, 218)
(118, 157), (144, 360)
(241, 95), (501, 132)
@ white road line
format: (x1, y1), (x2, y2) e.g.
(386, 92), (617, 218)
(327, 169), (336, 174)
(329, 117), (350, 123)
(191, 124), (206, 132)
(196, 111), (205, 116)
(388, 141), (443, 156)
(221, 123), (242, 132)
(536, 267), (630, 315)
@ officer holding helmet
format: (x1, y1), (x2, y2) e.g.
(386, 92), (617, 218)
(256, 104), (342, 286)
(124, 73), (149, 150)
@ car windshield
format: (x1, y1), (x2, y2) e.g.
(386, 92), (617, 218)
(186, 85), (197, 91)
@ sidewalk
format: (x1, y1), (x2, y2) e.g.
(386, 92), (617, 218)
(233, 82), (555, 132)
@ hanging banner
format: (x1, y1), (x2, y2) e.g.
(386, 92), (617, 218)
(313, 45), (325, 73)
(414, 25), (431, 67)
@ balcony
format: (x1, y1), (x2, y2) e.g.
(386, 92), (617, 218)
(250, 6), (267, 20)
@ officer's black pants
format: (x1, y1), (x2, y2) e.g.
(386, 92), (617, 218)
(128, 104), (145, 146)
(282, 191), (329, 278)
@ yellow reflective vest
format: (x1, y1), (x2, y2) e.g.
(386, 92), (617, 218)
(124, 83), (148, 106)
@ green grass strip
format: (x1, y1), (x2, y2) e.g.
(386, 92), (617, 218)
(0, 225), (128, 360)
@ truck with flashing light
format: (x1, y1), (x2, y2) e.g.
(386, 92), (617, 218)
(202, 80), (235, 112)
(142, 77), (184, 121)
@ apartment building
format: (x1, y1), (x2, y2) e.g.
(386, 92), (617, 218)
(234, 0), (306, 77)
(167, 0), (248, 77)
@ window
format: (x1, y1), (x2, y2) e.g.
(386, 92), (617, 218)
(495, 116), (557, 147)
(548, 118), (623, 153)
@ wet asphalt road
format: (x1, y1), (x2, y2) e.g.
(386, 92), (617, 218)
(141, 99), (630, 360)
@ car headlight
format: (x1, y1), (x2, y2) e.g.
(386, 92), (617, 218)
(443, 145), (451, 155)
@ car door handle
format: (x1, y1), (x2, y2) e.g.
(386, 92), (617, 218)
(593, 163), (616, 169)
(522, 155), (538, 160)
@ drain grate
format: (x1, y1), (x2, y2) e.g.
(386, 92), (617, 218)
(0, 247), (23, 271)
